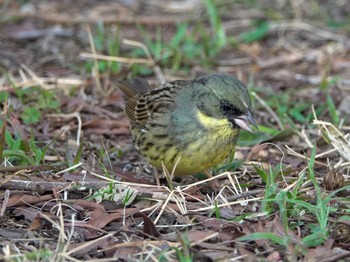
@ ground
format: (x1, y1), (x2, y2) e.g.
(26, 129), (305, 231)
(0, 0), (350, 261)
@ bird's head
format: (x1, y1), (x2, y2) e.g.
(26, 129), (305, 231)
(194, 74), (258, 133)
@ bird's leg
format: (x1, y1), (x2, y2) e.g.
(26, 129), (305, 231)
(154, 169), (161, 187)
(204, 170), (213, 178)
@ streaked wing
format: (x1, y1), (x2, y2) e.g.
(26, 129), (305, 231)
(125, 80), (190, 127)
(117, 78), (150, 124)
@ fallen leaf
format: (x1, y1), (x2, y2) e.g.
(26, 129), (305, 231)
(135, 212), (161, 238)
(8, 194), (54, 207)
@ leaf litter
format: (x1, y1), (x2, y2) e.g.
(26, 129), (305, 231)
(0, 0), (350, 261)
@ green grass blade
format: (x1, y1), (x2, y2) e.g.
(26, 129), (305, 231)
(237, 232), (286, 246)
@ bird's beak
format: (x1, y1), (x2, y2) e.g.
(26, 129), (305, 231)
(233, 111), (258, 133)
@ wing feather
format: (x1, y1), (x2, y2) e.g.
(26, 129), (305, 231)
(118, 79), (191, 127)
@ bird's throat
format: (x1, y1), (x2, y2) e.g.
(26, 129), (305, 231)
(196, 110), (231, 129)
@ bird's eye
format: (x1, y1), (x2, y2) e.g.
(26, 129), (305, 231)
(220, 100), (242, 115)
(221, 102), (233, 112)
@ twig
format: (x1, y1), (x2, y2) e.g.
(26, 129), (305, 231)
(257, 53), (304, 69)
(0, 190), (10, 217)
(319, 252), (350, 262)
(296, 74), (350, 86)
(123, 39), (166, 84)
(46, 113), (82, 146)
(252, 91), (284, 130)
(0, 164), (61, 172)
(80, 52), (151, 65)
(270, 21), (347, 41)
(0, 179), (110, 191)
(7, 12), (193, 25)
(225, 189), (264, 202)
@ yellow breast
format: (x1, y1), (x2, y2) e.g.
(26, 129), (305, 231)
(138, 111), (238, 176)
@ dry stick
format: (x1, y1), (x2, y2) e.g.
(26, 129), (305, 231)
(21, 64), (49, 89)
(81, 39), (166, 85)
(252, 91), (283, 130)
(154, 189), (174, 225)
(285, 145), (329, 167)
(0, 169), (32, 187)
(0, 78), (84, 91)
(216, 57), (252, 66)
(319, 252), (350, 262)
(173, 188), (188, 215)
(187, 197), (262, 213)
(300, 127), (314, 148)
(0, 165), (61, 174)
(66, 233), (114, 256)
(8, 26), (73, 40)
(54, 163), (83, 176)
(179, 171), (242, 192)
(225, 171), (246, 197)
(123, 39), (166, 84)
(225, 188), (264, 202)
(269, 21), (347, 41)
(0, 190), (10, 217)
(90, 170), (166, 189)
(15, 12), (193, 25)
(79, 53), (151, 64)
(312, 105), (350, 164)
(257, 53), (304, 69)
(46, 113), (82, 146)
(296, 74), (350, 86)
(0, 179), (110, 191)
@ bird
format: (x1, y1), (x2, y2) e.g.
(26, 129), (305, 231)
(117, 73), (257, 178)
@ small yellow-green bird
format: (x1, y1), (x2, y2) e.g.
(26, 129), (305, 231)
(118, 74), (257, 177)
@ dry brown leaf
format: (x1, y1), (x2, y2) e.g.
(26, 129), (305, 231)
(304, 239), (334, 261)
(67, 234), (119, 257)
(136, 212), (161, 238)
(187, 229), (217, 243)
(28, 216), (45, 231)
(265, 215), (301, 245)
(13, 206), (40, 221)
(8, 194), (54, 207)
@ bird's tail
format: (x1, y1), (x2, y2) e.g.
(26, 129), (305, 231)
(116, 78), (150, 98)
